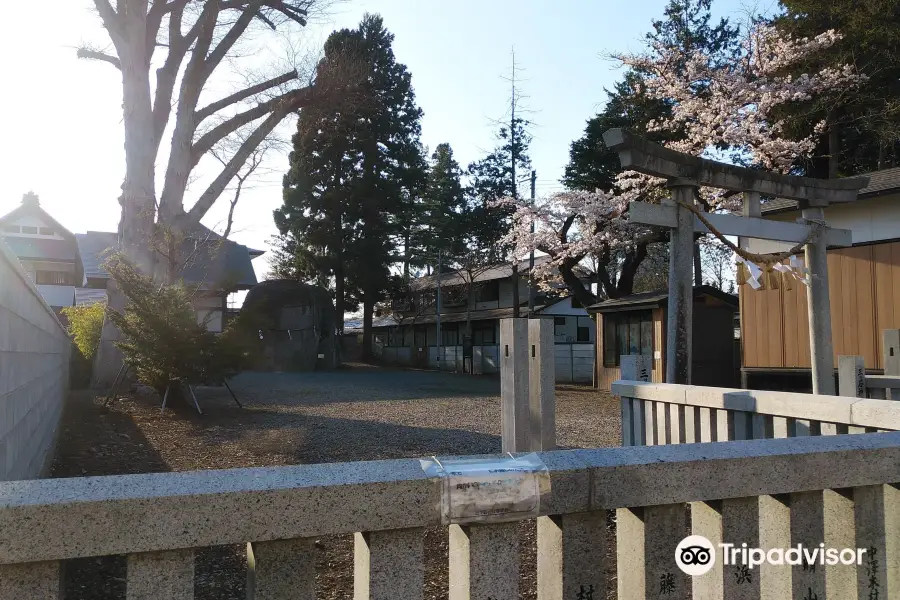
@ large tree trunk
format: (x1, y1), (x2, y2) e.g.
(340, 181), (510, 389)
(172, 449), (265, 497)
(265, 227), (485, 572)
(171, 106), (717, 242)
(511, 263), (520, 317)
(828, 122), (840, 179)
(362, 297), (374, 362)
(93, 30), (158, 388)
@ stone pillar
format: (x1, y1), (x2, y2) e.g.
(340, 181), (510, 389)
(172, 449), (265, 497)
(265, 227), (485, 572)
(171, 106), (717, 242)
(126, 549), (194, 600)
(854, 484), (900, 599)
(529, 318), (555, 451)
(354, 528), (423, 600)
(537, 512), (608, 600)
(644, 504), (690, 600)
(802, 207), (836, 395)
(722, 495), (791, 600)
(839, 355), (866, 398)
(248, 538), (316, 600)
(620, 355), (652, 446)
(790, 489), (856, 600)
(666, 182), (698, 384)
(690, 501), (723, 599)
(616, 507), (645, 600)
(449, 523), (519, 600)
(883, 329), (900, 399)
(500, 318), (530, 453)
(0, 561), (61, 600)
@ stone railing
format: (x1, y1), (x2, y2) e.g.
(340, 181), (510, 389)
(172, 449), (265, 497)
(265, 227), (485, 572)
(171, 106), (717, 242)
(613, 380), (900, 446)
(1, 434), (899, 599)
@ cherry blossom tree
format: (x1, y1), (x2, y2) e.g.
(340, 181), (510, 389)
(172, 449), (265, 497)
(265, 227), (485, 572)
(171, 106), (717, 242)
(501, 21), (863, 304)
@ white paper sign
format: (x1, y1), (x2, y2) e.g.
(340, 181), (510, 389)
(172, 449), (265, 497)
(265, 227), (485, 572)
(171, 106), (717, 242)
(421, 453), (550, 525)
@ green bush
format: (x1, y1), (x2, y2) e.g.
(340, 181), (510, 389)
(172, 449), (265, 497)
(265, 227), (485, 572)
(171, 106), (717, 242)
(61, 302), (105, 360)
(104, 253), (248, 394)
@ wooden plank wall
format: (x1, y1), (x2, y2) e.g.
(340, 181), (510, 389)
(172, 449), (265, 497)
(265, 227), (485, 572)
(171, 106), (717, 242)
(595, 309), (665, 390)
(741, 241), (900, 370)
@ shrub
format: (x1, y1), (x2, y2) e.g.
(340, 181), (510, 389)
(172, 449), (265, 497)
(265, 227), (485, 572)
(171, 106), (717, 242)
(104, 253), (248, 394)
(61, 302), (105, 361)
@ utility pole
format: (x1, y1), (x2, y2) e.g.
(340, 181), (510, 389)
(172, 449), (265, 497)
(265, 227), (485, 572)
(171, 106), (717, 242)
(510, 49), (521, 318)
(436, 249), (442, 371)
(528, 169), (536, 317)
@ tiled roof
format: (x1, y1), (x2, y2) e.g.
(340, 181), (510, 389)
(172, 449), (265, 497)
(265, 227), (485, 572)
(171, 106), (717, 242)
(0, 236), (78, 262)
(75, 229), (259, 291)
(75, 232), (118, 279)
(75, 288), (108, 306)
(761, 167), (900, 214)
(586, 285), (738, 313)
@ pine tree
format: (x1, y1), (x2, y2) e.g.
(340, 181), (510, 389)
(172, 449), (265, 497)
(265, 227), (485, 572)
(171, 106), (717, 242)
(773, 0), (900, 176)
(274, 14), (425, 355)
(465, 117), (532, 263)
(414, 143), (467, 269)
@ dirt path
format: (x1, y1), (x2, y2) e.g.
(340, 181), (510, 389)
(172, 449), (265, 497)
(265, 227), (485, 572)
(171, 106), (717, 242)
(51, 367), (621, 599)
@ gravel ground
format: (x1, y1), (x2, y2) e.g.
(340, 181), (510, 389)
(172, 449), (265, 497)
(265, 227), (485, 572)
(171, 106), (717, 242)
(50, 365), (621, 600)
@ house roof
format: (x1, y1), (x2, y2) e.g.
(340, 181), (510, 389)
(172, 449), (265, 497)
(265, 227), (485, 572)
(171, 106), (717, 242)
(408, 256), (555, 291)
(0, 194), (81, 265)
(75, 288), (108, 306)
(75, 228), (260, 291)
(586, 285), (738, 314)
(0, 237), (79, 262)
(761, 167), (900, 215)
(75, 231), (118, 278)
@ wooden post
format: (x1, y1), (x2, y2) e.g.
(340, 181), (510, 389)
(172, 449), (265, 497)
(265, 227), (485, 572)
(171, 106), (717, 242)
(665, 181), (697, 384)
(802, 207), (836, 395)
(838, 355), (866, 398)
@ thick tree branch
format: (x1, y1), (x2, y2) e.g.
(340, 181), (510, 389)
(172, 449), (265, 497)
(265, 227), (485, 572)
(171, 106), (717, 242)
(76, 48), (122, 70)
(187, 107), (287, 224)
(191, 86), (312, 168)
(151, 2), (205, 149)
(203, 1), (264, 76)
(93, 0), (121, 34)
(196, 69), (298, 122)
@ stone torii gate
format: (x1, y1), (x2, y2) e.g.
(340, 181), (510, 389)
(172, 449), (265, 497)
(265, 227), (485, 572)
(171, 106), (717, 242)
(602, 128), (869, 394)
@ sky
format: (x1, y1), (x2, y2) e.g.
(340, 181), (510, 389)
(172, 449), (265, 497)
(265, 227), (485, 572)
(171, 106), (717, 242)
(0, 0), (763, 284)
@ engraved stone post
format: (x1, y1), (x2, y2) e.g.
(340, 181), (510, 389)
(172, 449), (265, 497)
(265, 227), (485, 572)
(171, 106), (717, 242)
(883, 329), (900, 399)
(839, 355), (866, 398)
(620, 355), (652, 446)
(529, 318), (555, 451)
(500, 318), (530, 452)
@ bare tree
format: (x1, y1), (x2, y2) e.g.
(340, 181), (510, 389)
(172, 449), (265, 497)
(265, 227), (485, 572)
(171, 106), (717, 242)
(78, 0), (353, 385)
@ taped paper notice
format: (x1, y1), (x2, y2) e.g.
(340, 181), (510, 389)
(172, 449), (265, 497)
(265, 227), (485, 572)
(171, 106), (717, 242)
(421, 453), (550, 525)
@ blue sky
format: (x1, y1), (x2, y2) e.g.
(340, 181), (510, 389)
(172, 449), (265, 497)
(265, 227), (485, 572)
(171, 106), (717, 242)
(0, 0), (767, 279)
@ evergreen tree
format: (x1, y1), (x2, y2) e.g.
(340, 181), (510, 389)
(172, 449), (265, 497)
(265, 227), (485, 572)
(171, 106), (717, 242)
(465, 117), (532, 263)
(414, 143), (467, 269)
(773, 0), (900, 176)
(274, 14), (425, 355)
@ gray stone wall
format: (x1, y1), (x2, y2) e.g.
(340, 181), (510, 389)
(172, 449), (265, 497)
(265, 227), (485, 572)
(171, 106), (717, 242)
(0, 238), (70, 481)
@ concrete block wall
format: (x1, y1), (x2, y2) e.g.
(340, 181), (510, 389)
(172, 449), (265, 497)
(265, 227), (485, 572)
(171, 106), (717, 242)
(0, 238), (70, 481)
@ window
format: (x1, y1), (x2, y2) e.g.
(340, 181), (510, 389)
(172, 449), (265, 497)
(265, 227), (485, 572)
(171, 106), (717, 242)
(554, 316), (567, 336)
(441, 324), (459, 346)
(35, 271), (72, 285)
(414, 326), (427, 349)
(577, 326), (590, 342)
(603, 311), (653, 367)
(1, 224), (19, 233)
(472, 322), (496, 345)
(475, 280), (499, 303)
(39, 227), (55, 236)
(20, 226), (37, 234)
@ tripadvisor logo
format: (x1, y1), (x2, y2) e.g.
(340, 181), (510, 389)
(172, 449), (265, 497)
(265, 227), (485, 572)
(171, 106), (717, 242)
(676, 535), (716, 576)
(675, 535), (868, 576)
